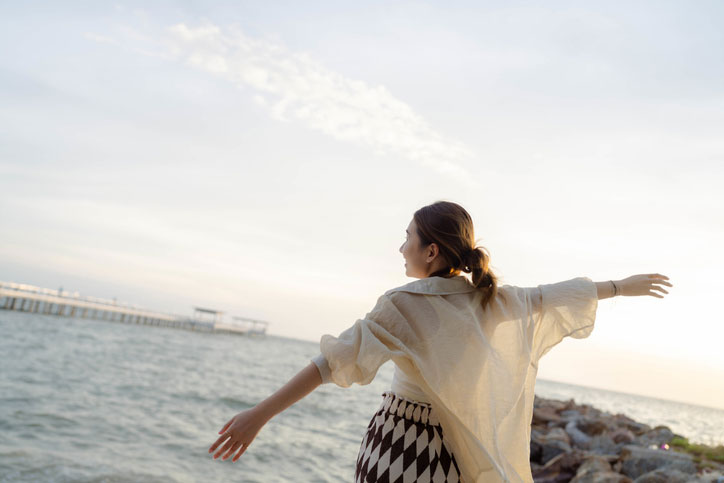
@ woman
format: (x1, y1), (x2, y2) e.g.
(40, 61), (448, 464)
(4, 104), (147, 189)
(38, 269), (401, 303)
(207, 200), (672, 482)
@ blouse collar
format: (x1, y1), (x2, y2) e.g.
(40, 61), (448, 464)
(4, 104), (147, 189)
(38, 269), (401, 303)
(385, 275), (477, 296)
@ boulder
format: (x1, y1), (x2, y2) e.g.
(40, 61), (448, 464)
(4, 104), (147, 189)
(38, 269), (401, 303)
(570, 454), (615, 483)
(578, 418), (609, 437)
(534, 406), (563, 425)
(632, 467), (691, 482)
(689, 469), (724, 482)
(634, 426), (675, 448)
(578, 455), (614, 473)
(567, 420), (593, 448)
(542, 439), (574, 465)
(532, 450), (587, 483)
(533, 427), (573, 464)
(588, 434), (620, 454)
(561, 409), (584, 420)
(612, 413), (652, 436)
(619, 445), (697, 479)
(572, 471), (633, 483)
(609, 428), (636, 445)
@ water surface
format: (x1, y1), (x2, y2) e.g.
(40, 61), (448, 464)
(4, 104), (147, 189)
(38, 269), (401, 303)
(1, 311), (721, 482)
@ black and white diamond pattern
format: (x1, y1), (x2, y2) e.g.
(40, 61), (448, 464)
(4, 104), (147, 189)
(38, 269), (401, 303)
(355, 392), (461, 483)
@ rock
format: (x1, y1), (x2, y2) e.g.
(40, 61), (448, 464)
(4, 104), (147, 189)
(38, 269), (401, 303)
(561, 409), (583, 420)
(531, 430), (545, 463)
(567, 420), (593, 448)
(547, 427), (572, 444)
(688, 470), (724, 482)
(532, 427), (573, 465)
(535, 395), (570, 412)
(612, 413), (652, 436)
(609, 428), (636, 445)
(534, 406), (563, 425)
(588, 434), (620, 454)
(619, 445), (697, 479)
(573, 454), (613, 474)
(542, 439), (574, 465)
(572, 472), (633, 483)
(532, 450), (587, 483)
(635, 426), (675, 448)
(578, 418), (609, 436)
(584, 455), (615, 471)
(633, 468), (691, 482)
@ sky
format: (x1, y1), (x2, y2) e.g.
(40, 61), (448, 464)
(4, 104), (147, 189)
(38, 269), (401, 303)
(1, 1), (723, 410)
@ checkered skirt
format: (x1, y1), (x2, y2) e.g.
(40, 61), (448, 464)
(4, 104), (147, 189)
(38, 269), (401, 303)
(355, 391), (462, 483)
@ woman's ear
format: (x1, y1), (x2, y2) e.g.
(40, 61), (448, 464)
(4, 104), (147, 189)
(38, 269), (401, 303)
(426, 242), (439, 262)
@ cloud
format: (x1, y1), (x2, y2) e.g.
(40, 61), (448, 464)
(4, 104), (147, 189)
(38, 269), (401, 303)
(84, 27), (173, 60)
(164, 22), (476, 185)
(83, 32), (121, 46)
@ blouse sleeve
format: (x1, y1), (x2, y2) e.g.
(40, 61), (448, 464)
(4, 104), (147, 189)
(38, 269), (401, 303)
(310, 293), (409, 388)
(529, 276), (598, 363)
(310, 353), (333, 384)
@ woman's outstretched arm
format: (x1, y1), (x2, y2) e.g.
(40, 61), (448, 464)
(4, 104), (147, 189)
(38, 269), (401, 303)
(595, 273), (672, 300)
(255, 362), (324, 418)
(208, 362), (324, 462)
(529, 273), (673, 313)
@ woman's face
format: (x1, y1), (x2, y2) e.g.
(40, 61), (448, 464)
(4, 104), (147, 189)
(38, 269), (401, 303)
(399, 219), (441, 278)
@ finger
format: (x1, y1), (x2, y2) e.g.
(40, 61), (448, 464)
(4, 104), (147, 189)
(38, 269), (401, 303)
(651, 273), (669, 280)
(651, 286), (668, 294)
(233, 443), (249, 462)
(209, 432), (232, 452)
(219, 418), (234, 434)
(214, 437), (236, 459)
(224, 440), (243, 460)
(648, 291), (663, 298)
(222, 440), (243, 460)
(209, 433), (230, 453)
(214, 439), (234, 459)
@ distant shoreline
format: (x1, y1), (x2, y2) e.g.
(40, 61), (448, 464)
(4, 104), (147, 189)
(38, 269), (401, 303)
(540, 376), (724, 413)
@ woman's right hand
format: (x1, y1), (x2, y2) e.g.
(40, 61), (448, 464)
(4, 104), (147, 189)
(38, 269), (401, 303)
(617, 273), (672, 298)
(208, 407), (270, 462)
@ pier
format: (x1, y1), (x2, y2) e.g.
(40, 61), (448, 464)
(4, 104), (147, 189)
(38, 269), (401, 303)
(0, 281), (269, 335)
(217, 315), (270, 336)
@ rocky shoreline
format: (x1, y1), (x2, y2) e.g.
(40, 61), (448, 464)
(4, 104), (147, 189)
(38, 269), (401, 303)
(530, 394), (724, 482)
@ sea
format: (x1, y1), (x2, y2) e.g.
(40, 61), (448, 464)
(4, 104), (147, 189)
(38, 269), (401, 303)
(1, 311), (722, 483)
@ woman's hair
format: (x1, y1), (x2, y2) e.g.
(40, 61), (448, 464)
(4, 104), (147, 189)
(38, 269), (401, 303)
(413, 200), (500, 310)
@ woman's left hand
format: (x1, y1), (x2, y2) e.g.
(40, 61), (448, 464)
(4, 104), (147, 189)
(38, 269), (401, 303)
(208, 407), (269, 462)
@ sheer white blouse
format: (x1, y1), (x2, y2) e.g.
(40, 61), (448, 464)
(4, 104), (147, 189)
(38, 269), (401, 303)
(311, 275), (598, 483)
